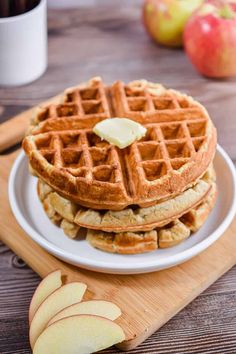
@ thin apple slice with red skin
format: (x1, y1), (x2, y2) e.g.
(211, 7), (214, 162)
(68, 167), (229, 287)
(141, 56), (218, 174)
(29, 270), (62, 324)
(33, 315), (125, 354)
(47, 300), (121, 326)
(30, 282), (87, 349)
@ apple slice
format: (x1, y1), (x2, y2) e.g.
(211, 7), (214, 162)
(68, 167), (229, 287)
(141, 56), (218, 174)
(30, 282), (87, 349)
(29, 270), (62, 324)
(33, 315), (125, 354)
(47, 300), (121, 326)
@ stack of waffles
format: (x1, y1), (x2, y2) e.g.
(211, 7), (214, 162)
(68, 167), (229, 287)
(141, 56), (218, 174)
(23, 77), (217, 254)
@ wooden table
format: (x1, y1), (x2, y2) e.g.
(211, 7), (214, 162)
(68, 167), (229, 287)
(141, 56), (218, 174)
(1, 2), (236, 353)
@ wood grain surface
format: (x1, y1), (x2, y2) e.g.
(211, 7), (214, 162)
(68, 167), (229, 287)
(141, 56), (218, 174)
(1, 240), (236, 354)
(1, 148), (236, 352)
(0, 2), (236, 353)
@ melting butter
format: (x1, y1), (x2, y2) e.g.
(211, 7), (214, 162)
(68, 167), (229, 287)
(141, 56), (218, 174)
(93, 118), (147, 149)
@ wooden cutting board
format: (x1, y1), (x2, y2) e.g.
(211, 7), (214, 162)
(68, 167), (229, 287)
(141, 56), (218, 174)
(1, 119), (236, 351)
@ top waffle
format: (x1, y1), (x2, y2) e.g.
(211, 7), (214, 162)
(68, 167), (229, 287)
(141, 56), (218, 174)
(23, 77), (217, 210)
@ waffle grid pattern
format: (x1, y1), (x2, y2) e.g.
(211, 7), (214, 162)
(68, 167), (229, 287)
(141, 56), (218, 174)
(23, 78), (216, 209)
(112, 81), (206, 123)
(124, 84), (192, 113)
(34, 78), (111, 126)
(135, 119), (207, 181)
(37, 131), (123, 184)
(34, 115), (207, 186)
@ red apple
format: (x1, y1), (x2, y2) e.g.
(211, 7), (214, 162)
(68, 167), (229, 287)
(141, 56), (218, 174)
(143, 0), (203, 48)
(184, 1), (236, 78)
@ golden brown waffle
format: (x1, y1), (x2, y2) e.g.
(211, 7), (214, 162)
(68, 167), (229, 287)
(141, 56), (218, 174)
(39, 184), (217, 254)
(37, 166), (215, 233)
(28, 77), (111, 134)
(38, 180), (217, 253)
(37, 182), (80, 239)
(23, 77), (217, 210)
(87, 183), (217, 254)
(74, 175), (213, 232)
(37, 175), (217, 253)
(87, 230), (158, 255)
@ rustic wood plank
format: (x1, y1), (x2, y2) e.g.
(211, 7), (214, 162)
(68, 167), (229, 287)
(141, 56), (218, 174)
(0, 95), (60, 152)
(1, 2), (236, 353)
(1, 148), (236, 352)
(1, 242), (236, 354)
(0, 5), (236, 158)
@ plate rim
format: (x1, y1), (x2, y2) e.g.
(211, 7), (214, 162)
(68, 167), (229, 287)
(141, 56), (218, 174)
(8, 145), (236, 274)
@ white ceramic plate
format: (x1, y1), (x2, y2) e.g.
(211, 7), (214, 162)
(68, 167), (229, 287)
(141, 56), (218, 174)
(8, 145), (236, 274)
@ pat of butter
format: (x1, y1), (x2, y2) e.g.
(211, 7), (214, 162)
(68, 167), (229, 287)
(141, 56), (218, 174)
(93, 118), (147, 149)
